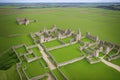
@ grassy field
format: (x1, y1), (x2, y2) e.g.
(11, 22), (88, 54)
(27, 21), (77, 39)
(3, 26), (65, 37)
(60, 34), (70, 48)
(60, 59), (120, 80)
(49, 43), (83, 63)
(0, 7), (120, 80)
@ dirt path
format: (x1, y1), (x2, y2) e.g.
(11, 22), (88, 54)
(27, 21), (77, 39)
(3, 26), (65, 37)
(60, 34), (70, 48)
(101, 59), (120, 72)
(38, 44), (56, 70)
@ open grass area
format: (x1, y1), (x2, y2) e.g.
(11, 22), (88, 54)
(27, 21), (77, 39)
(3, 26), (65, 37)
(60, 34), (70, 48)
(0, 65), (20, 80)
(31, 47), (41, 57)
(110, 58), (120, 66)
(49, 43), (83, 63)
(26, 54), (35, 58)
(0, 35), (34, 52)
(61, 36), (74, 43)
(0, 7), (120, 80)
(25, 60), (47, 78)
(52, 69), (64, 80)
(15, 46), (27, 55)
(0, 7), (120, 53)
(43, 40), (61, 48)
(81, 37), (94, 43)
(60, 59), (120, 80)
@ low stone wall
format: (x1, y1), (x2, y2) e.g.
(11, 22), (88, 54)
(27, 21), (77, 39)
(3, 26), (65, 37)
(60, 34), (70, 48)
(22, 67), (29, 80)
(108, 55), (120, 61)
(90, 60), (101, 64)
(57, 68), (69, 80)
(16, 64), (22, 80)
(58, 39), (65, 45)
(26, 44), (38, 49)
(13, 44), (25, 49)
(47, 41), (77, 51)
(30, 73), (48, 80)
(58, 55), (85, 67)
(86, 57), (100, 64)
(49, 70), (58, 80)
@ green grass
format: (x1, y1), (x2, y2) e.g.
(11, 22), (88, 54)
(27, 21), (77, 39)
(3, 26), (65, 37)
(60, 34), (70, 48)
(0, 35), (34, 52)
(49, 43), (82, 63)
(43, 40), (61, 48)
(31, 47), (41, 57)
(52, 69), (64, 80)
(15, 46), (27, 56)
(0, 7), (120, 80)
(0, 49), (19, 70)
(60, 59), (120, 80)
(26, 54), (35, 58)
(81, 38), (94, 43)
(18, 67), (27, 80)
(25, 60), (47, 78)
(61, 36), (74, 43)
(110, 58), (120, 66)
(0, 65), (20, 80)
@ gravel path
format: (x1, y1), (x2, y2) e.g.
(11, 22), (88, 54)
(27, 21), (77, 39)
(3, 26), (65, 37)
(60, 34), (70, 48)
(38, 45), (56, 70)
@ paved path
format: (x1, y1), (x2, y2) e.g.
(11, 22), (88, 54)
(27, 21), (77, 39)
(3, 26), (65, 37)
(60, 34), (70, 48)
(47, 73), (55, 80)
(101, 59), (120, 72)
(38, 45), (56, 70)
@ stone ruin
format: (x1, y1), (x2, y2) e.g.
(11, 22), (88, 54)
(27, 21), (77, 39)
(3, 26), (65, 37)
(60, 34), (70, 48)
(16, 18), (37, 26)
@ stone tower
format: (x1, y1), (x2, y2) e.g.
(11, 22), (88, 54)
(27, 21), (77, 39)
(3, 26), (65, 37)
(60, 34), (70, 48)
(40, 36), (44, 43)
(76, 29), (81, 41)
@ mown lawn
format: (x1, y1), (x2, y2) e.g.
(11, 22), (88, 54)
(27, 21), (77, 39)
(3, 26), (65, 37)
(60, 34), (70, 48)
(52, 69), (64, 80)
(43, 40), (61, 48)
(25, 60), (47, 78)
(31, 47), (41, 57)
(49, 43), (82, 63)
(60, 59), (120, 80)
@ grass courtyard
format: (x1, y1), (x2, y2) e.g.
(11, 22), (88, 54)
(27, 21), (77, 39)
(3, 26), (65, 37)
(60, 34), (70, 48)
(43, 40), (61, 48)
(49, 43), (83, 63)
(25, 60), (47, 78)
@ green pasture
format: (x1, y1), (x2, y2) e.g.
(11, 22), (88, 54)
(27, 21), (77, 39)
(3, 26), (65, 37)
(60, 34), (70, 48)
(0, 7), (120, 80)
(0, 65), (19, 80)
(60, 59), (120, 80)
